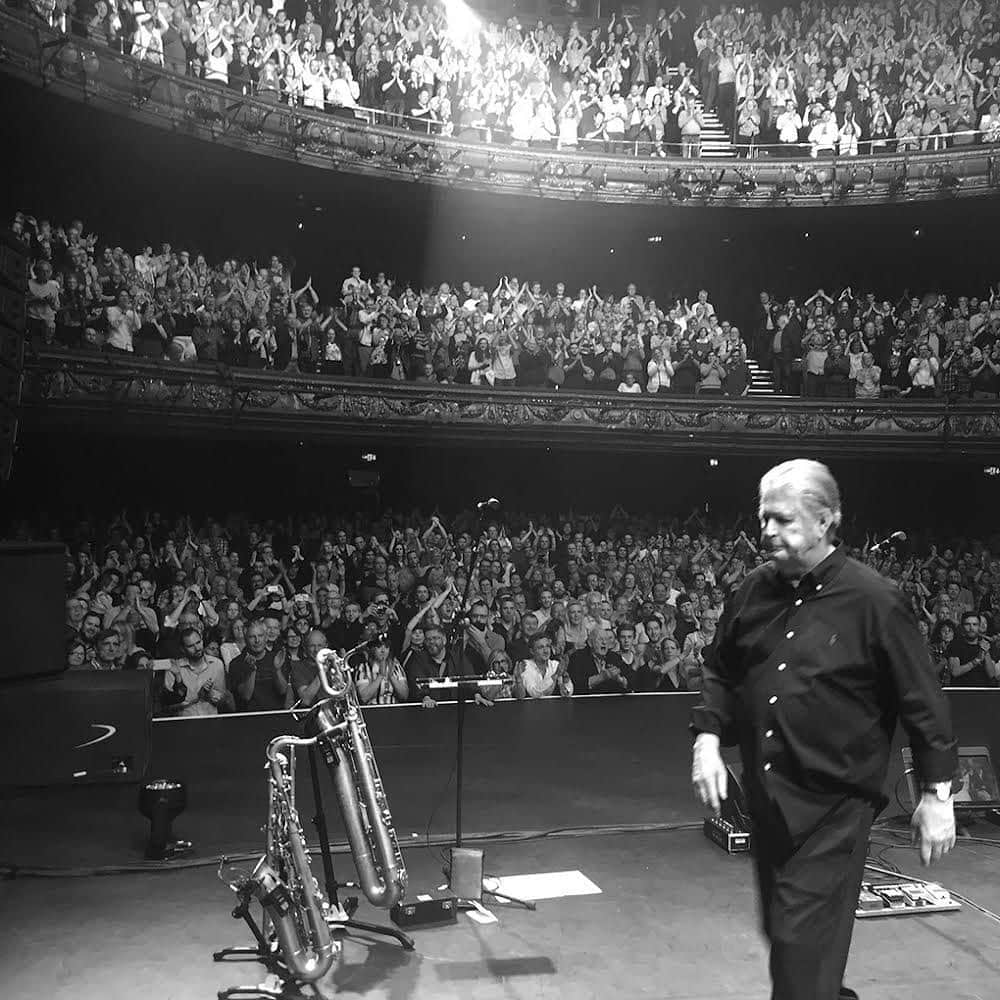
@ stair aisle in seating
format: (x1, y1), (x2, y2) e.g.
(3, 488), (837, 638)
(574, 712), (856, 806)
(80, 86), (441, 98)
(745, 359), (795, 399)
(666, 67), (736, 159)
(697, 104), (736, 159)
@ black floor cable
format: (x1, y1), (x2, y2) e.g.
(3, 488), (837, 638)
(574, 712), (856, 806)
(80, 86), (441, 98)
(0, 819), (703, 879)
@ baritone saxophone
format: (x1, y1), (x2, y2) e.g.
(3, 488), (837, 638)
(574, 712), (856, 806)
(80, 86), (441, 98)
(305, 643), (407, 909)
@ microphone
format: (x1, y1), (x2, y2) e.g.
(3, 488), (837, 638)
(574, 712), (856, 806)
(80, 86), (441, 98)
(870, 530), (907, 552)
(475, 496), (504, 526)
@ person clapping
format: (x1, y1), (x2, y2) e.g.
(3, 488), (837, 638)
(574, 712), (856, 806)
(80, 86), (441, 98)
(513, 634), (573, 699)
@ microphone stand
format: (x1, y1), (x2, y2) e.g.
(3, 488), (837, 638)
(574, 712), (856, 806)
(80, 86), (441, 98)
(438, 511), (534, 912)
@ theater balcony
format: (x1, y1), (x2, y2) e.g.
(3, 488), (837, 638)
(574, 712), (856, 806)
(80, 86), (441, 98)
(3, 7), (999, 208)
(21, 349), (1000, 458)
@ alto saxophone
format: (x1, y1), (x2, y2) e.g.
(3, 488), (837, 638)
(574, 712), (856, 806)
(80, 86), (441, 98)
(304, 643), (407, 909)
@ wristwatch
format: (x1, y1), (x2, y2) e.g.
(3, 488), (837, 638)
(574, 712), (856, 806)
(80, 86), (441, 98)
(921, 776), (964, 802)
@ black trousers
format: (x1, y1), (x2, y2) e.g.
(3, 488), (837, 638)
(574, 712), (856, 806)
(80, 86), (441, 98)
(752, 796), (875, 1000)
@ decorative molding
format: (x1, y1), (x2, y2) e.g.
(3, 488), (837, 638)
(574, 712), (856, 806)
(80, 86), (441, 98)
(21, 351), (1000, 456)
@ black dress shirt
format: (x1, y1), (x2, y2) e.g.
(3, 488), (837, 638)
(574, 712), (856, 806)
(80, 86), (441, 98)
(569, 648), (627, 694)
(691, 546), (957, 835)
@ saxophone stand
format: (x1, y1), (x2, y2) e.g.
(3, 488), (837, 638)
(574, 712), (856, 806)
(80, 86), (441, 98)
(213, 883), (301, 1000)
(304, 744), (414, 950)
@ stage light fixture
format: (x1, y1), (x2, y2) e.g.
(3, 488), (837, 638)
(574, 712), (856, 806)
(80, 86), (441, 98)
(734, 170), (757, 197)
(667, 170), (691, 201)
(553, 162), (567, 178)
(696, 169), (725, 198)
(484, 156), (498, 180)
(138, 779), (191, 861)
(426, 149), (444, 172)
(457, 163), (475, 179)
(591, 169), (608, 190)
(836, 168), (857, 199)
(888, 173), (908, 197)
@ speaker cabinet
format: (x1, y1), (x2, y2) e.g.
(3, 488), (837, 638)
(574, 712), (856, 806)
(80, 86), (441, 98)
(0, 670), (151, 786)
(0, 542), (66, 681)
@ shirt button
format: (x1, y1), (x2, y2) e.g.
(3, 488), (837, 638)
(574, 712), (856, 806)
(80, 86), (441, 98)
(785, 630), (795, 639)
(763, 762), (772, 771)
(794, 598), (803, 607)
(777, 663), (787, 671)
(768, 695), (778, 705)
(765, 729), (774, 738)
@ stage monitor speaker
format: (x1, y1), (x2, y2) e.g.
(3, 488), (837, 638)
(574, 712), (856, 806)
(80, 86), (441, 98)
(0, 542), (66, 681)
(0, 670), (151, 786)
(450, 847), (484, 901)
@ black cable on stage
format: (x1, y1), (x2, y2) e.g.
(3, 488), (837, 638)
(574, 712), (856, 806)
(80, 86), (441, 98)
(0, 819), (703, 879)
(424, 753), (459, 870)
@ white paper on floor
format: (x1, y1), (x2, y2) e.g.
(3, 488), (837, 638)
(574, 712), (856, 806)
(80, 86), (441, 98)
(465, 899), (499, 924)
(485, 870), (602, 902)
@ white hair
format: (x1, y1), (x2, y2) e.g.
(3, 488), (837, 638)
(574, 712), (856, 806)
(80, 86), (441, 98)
(759, 459), (843, 541)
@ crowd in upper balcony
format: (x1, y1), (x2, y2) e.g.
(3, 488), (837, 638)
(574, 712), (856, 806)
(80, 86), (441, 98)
(25, 0), (1000, 156)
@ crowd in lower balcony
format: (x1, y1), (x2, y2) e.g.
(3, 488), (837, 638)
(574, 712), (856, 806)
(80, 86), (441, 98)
(37, 501), (1000, 713)
(25, 0), (1000, 156)
(754, 286), (1000, 399)
(19, 210), (1000, 399)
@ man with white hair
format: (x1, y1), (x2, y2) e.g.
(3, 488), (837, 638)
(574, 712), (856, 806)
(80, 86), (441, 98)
(691, 458), (959, 1000)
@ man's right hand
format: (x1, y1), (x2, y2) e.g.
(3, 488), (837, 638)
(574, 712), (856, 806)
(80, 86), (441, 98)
(692, 733), (728, 815)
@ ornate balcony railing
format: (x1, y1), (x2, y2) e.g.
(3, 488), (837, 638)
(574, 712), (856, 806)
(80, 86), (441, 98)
(3, 8), (999, 207)
(21, 349), (1000, 456)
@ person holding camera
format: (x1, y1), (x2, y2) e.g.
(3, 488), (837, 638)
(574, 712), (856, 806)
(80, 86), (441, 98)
(363, 591), (403, 653)
(670, 341), (701, 395)
(941, 337), (979, 398)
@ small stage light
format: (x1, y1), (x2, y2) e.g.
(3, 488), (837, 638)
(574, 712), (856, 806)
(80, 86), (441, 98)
(138, 779), (192, 861)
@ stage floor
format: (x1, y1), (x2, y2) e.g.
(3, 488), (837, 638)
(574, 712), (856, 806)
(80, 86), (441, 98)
(3, 694), (999, 999)
(2, 829), (999, 1000)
